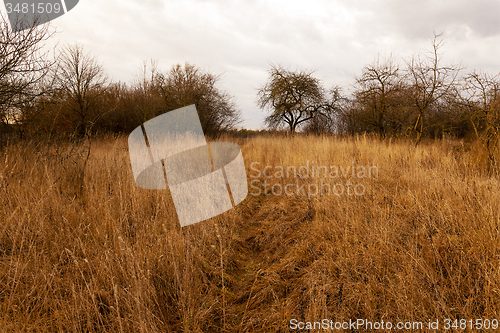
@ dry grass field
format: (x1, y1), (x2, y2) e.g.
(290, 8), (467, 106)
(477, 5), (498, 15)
(1, 134), (500, 332)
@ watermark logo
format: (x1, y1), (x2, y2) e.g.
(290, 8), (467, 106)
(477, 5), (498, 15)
(128, 105), (248, 227)
(249, 161), (378, 198)
(4, 0), (79, 32)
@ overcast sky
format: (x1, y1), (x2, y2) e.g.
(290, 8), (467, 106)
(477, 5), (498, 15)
(6, 0), (500, 129)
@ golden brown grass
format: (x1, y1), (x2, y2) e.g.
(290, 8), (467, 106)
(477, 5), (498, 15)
(1, 134), (500, 332)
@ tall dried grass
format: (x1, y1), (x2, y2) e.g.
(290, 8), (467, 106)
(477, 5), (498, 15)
(1, 134), (500, 332)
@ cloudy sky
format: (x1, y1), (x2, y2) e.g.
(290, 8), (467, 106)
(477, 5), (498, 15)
(6, 0), (500, 129)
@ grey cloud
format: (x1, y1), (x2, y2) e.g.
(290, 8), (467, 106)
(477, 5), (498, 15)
(379, 0), (500, 39)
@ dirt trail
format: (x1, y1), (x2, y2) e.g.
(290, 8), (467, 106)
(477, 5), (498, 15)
(223, 194), (314, 332)
(225, 198), (272, 331)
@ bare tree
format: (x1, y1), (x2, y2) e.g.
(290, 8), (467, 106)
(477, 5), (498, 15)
(0, 13), (54, 137)
(303, 86), (346, 134)
(353, 56), (402, 137)
(258, 64), (337, 133)
(461, 71), (500, 171)
(52, 43), (108, 137)
(135, 60), (161, 122)
(405, 33), (462, 143)
(154, 63), (241, 136)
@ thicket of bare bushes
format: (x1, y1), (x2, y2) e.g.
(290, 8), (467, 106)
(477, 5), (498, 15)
(0, 14), (241, 142)
(255, 34), (500, 149)
(28, 58), (242, 139)
(337, 34), (500, 145)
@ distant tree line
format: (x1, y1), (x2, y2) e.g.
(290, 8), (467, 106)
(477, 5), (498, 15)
(1, 14), (500, 149)
(339, 34), (468, 143)
(258, 34), (500, 150)
(30, 56), (241, 139)
(24, 53), (241, 140)
(0, 15), (241, 143)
